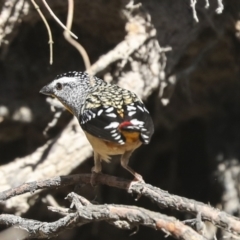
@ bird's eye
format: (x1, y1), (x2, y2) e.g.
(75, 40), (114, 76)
(56, 83), (63, 90)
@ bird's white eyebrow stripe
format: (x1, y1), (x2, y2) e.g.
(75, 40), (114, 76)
(53, 77), (78, 86)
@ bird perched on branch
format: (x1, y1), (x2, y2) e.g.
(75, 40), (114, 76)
(40, 71), (154, 182)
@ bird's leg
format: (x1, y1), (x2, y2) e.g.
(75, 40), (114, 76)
(120, 150), (144, 182)
(91, 152), (102, 186)
(92, 151), (102, 173)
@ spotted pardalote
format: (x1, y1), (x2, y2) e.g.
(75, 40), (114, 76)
(40, 71), (154, 182)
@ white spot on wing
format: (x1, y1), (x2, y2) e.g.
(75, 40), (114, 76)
(105, 107), (114, 113)
(112, 133), (118, 137)
(106, 113), (117, 118)
(127, 105), (136, 111)
(114, 135), (121, 140)
(142, 134), (149, 139)
(130, 119), (144, 126)
(143, 107), (149, 113)
(137, 105), (144, 112)
(128, 111), (136, 117)
(97, 109), (103, 116)
(104, 122), (119, 129)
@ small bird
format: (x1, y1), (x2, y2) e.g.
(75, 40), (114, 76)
(40, 71), (154, 182)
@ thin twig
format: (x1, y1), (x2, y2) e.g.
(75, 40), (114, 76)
(0, 173), (240, 236)
(41, 0), (78, 39)
(190, 0), (199, 23)
(64, 0), (91, 73)
(216, 0), (224, 14)
(205, 0), (209, 9)
(30, 0), (53, 64)
(43, 109), (63, 137)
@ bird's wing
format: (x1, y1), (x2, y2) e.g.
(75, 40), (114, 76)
(79, 102), (154, 145)
(120, 101), (154, 144)
(79, 106), (126, 144)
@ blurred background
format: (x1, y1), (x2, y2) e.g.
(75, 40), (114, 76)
(0, 0), (240, 239)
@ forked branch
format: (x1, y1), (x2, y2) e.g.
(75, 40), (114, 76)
(0, 192), (205, 240)
(0, 173), (240, 236)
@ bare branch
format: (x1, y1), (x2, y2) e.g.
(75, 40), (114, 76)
(0, 174), (91, 201)
(41, 0), (78, 39)
(89, 21), (153, 75)
(0, 173), (240, 236)
(0, 0), (30, 48)
(30, 0), (53, 64)
(0, 192), (205, 240)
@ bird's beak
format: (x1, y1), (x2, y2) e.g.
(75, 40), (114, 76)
(39, 85), (53, 96)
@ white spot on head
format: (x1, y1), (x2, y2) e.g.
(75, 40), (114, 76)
(54, 76), (76, 85)
(104, 122), (119, 129)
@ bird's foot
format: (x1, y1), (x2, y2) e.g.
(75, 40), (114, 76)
(127, 173), (145, 198)
(128, 175), (145, 188)
(132, 173), (145, 183)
